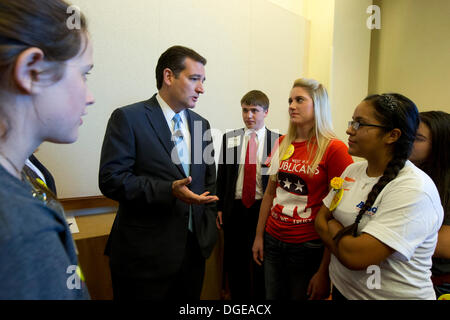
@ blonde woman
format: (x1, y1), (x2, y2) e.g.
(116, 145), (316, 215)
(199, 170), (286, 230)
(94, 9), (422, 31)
(252, 78), (353, 300)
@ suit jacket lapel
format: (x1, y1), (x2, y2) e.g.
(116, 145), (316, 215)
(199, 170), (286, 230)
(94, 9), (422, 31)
(144, 95), (186, 177)
(262, 128), (271, 165)
(230, 129), (244, 186)
(235, 128), (245, 161)
(234, 128), (244, 167)
(186, 110), (196, 179)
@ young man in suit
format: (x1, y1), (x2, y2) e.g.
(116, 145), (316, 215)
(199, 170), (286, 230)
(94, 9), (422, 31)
(216, 90), (280, 299)
(99, 46), (218, 300)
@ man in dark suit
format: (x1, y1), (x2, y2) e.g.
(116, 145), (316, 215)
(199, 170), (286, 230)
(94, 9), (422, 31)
(99, 46), (218, 300)
(216, 90), (280, 300)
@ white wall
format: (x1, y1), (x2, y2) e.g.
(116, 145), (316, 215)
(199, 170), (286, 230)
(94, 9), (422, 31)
(329, 0), (373, 142)
(271, 0), (373, 144)
(268, 0), (305, 16)
(36, 0), (308, 198)
(369, 0), (450, 113)
(303, 0), (336, 90)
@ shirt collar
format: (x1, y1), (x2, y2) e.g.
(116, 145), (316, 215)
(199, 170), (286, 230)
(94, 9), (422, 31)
(156, 93), (186, 126)
(244, 125), (266, 140)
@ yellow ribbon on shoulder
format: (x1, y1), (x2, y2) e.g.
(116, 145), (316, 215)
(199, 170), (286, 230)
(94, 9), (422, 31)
(329, 188), (344, 212)
(329, 177), (345, 211)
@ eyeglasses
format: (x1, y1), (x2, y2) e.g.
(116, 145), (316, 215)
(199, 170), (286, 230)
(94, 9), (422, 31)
(347, 120), (389, 131)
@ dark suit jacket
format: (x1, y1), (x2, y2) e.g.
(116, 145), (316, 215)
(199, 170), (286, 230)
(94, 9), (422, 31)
(99, 94), (217, 281)
(28, 154), (57, 196)
(216, 128), (280, 225)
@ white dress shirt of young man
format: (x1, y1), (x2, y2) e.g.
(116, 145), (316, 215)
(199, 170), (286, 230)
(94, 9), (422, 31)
(234, 126), (267, 201)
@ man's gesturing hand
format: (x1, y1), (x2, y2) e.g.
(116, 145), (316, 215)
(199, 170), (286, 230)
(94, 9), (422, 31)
(172, 177), (219, 204)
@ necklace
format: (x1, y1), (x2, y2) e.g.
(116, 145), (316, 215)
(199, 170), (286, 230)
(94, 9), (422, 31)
(0, 152), (22, 178)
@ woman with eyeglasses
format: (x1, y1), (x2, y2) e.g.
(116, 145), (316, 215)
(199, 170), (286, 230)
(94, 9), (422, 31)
(252, 78), (353, 300)
(409, 111), (450, 298)
(315, 94), (444, 300)
(0, 0), (93, 299)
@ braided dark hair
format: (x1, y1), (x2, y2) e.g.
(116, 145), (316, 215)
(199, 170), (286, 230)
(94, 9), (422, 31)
(334, 93), (419, 242)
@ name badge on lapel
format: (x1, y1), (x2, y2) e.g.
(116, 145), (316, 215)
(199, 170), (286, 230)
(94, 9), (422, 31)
(227, 136), (241, 148)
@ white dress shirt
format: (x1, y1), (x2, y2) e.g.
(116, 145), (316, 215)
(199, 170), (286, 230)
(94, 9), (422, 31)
(235, 126), (266, 200)
(156, 93), (191, 164)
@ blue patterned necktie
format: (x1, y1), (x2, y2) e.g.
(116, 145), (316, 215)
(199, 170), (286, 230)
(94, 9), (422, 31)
(172, 113), (190, 176)
(172, 113), (193, 231)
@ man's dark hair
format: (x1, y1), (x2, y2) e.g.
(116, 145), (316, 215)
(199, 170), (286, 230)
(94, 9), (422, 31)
(155, 45), (207, 90)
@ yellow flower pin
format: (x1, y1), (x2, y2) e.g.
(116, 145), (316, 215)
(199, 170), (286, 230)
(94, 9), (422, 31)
(330, 177), (344, 190)
(329, 177), (345, 211)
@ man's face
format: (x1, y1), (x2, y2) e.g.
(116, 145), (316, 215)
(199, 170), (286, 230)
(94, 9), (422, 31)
(167, 57), (205, 112)
(241, 104), (268, 130)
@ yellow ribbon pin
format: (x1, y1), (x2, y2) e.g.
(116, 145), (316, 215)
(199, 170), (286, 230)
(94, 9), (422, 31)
(76, 265), (85, 282)
(329, 188), (344, 212)
(36, 178), (48, 189)
(329, 177), (345, 211)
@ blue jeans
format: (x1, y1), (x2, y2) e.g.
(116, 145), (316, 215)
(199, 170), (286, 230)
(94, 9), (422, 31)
(264, 232), (324, 300)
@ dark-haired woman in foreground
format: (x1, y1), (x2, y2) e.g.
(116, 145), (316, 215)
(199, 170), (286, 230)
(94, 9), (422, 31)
(409, 111), (450, 297)
(315, 94), (443, 299)
(0, 0), (94, 299)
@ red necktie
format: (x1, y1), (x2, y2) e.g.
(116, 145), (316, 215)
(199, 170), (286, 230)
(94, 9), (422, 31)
(242, 132), (257, 208)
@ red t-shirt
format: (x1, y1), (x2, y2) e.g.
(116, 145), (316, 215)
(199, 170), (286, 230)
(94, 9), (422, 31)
(265, 137), (353, 243)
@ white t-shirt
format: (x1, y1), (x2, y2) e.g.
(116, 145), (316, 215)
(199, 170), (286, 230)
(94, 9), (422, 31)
(323, 160), (443, 300)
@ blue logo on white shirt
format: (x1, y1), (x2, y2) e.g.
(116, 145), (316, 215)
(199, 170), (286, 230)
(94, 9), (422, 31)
(356, 201), (378, 215)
